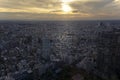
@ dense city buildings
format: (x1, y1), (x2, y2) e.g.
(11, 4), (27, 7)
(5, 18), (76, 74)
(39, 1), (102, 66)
(0, 21), (120, 80)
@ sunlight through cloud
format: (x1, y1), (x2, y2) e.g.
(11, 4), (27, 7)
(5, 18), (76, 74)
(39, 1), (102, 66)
(61, 0), (73, 13)
(62, 3), (72, 13)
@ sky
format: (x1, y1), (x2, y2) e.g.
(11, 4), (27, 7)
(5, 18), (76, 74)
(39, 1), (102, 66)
(0, 0), (120, 20)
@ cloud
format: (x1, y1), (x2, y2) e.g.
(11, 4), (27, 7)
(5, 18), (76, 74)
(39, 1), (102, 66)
(70, 0), (114, 13)
(0, 0), (61, 9)
(0, 0), (120, 20)
(0, 12), (93, 20)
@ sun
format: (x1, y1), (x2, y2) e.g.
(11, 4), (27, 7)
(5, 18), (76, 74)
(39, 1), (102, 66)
(60, 0), (73, 13)
(62, 4), (72, 13)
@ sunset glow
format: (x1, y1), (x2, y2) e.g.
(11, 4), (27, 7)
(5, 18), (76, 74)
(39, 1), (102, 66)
(62, 4), (72, 13)
(0, 0), (120, 20)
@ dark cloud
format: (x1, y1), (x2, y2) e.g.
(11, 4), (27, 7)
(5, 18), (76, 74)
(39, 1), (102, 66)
(70, 0), (115, 13)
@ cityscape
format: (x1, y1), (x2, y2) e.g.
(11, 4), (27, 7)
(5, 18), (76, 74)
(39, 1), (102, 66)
(0, 21), (120, 80)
